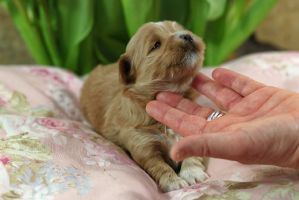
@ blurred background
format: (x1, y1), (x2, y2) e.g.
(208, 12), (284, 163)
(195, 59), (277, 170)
(0, 0), (298, 75)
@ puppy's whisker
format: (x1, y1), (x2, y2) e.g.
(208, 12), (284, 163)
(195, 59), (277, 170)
(172, 71), (175, 79)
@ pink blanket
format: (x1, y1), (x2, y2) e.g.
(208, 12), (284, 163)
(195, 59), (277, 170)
(1, 52), (299, 200)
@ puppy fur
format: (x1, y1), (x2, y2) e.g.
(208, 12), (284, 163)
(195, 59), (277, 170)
(80, 21), (207, 191)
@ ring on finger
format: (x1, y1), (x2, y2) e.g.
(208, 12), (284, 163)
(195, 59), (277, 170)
(207, 110), (225, 121)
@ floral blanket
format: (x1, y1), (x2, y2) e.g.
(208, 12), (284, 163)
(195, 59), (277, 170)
(1, 52), (299, 200)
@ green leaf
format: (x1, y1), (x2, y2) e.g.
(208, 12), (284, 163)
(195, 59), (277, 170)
(204, 0), (277, 65)
(97, 36), (127, 63)
(4, 0), (51, 64)
(77, 33), (97, 75)
(93, 0), (128, 64)
(159, 0), (189, 24)
(95, 0), (128, 38)
(186, 0), (210, 37)
(224, 0), (247, 35)
(206, 0), (227, 20)
(121, 0), (160, 37)
(4, 0), (278, 74)
(217, 0), (278, 64)
(38, 0), (62, 66)
(57, 0), (94, 70)
(204, 10), (228, 65)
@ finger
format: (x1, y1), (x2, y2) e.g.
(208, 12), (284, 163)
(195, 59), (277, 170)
(192, 73), (242, 111)
(212, 68), (265, 97)
(146, 101), (207, 136)
(170, 131), (252, 162)
(156, 92), (213, 118)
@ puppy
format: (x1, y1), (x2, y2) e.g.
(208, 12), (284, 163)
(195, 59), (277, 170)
(80, 21), (207, 192)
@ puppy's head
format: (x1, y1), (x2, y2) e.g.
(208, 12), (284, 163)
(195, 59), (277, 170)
(119, 21), (205, 94)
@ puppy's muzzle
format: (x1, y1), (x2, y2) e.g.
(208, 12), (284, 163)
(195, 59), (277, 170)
(178, 33), (197, 52)
(179, 34), (193, 44)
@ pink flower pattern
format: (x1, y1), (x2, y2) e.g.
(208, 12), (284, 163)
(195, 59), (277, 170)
(0, 97), (5, 106)
(36, 118), (68, 131)
(0, 156), (10, 165)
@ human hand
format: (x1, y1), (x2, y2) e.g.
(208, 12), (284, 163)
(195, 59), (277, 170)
(146, 68), (299, 168)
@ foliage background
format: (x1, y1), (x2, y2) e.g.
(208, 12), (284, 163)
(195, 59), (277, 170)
(0, 0), (277, 75)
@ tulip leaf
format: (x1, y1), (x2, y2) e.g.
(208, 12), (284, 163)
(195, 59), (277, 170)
(2, 0), (278, 74)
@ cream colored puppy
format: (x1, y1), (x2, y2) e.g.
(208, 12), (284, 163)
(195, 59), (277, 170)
(80, 21), (207, 192)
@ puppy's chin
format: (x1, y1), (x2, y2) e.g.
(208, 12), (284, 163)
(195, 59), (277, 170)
(161, 51), (202, 93)
(170, 52), (201, 78)
(166, 79), (194, 94)
(180, 52), (199, 68)
(169, 41), (203, 72)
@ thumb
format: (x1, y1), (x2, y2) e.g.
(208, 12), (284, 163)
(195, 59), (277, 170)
(170, 131), (251, 162)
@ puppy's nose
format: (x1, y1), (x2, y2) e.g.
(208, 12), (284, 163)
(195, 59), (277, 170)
(179, 34), (193, 43)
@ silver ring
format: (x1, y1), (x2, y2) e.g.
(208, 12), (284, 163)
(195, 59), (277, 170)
(207, 111), (225, 121)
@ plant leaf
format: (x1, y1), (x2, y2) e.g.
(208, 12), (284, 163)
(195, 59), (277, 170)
(159, 0), (189, 24)
(186, 0), (210, 37)
(38, 0), (61, 66)
(121, 0), (160, 37)
(204, 0), (277, 65)
(206, 0), (227, 21)
(4, 0), (278, 74)
(57, 0), (94, 69)
(4, 0), (51, 64)
(93, 0), (128, 64)
(217, 0), (278, 64)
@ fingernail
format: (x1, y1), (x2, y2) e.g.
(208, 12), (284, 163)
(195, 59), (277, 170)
(213, 67), (226, 79)
(212, 71), (219, 79)
(156, 92), (168, 100)
(175, 152), (183, 161)
(145, 101), (160, 118)
(174, 150), (186, 161)
(192, 75), (207, 89)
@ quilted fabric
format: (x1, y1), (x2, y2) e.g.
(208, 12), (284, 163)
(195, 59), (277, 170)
(1, 52), (299, 200)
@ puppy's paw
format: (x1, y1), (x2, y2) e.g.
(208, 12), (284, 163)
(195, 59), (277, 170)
(179, 165), (209, 185)
(159, 175), (188, 192)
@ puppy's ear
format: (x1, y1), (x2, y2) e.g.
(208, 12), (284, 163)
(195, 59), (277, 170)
(119, 55), (136, 85)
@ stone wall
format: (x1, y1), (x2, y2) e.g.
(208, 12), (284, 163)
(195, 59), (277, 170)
(256, 0), (299, 50)
(0, 6), (33, 64)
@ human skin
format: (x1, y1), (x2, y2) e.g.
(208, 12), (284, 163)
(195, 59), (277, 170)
(146, 68), (299, 168)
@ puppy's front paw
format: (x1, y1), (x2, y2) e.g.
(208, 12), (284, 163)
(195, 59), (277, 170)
(179, 157), (209, 185)
(179, 165), (209, 185)
(159, 175), (188, 192)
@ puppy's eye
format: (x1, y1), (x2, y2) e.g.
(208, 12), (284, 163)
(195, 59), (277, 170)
(150, 41), (161, 52)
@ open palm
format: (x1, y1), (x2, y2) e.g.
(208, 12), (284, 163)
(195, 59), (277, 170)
(146, 68), (299, 168)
